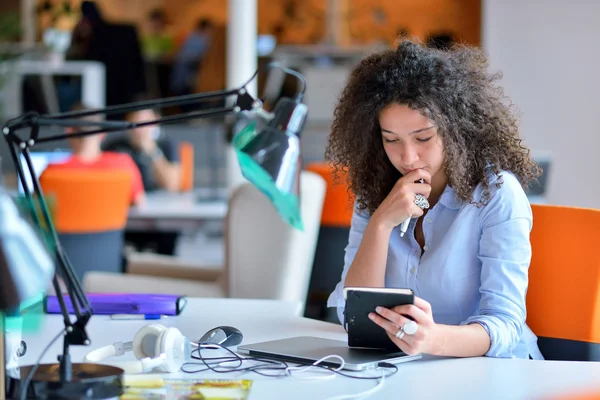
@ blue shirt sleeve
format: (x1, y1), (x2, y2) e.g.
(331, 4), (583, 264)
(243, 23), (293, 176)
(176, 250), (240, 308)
(327, 203), (370, 325)
(462, 173), (533, 358)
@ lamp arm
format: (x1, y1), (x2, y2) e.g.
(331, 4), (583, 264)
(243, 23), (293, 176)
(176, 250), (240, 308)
(3, 88), (242, 132)
(33, 106), (239, 144)
(5, 138), (88, 325)
(4, 89), (256, 143)
(46, 88), (241, 120)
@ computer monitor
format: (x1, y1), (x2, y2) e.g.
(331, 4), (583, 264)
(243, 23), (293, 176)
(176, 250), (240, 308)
(18, 151), (72, 193)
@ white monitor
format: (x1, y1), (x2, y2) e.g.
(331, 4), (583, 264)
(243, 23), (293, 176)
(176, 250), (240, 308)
(18, 151), (72, 194)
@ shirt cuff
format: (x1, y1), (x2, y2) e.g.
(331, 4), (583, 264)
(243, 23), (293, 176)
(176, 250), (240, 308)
(327, 283), (346, 326)
(462, 314), (520, 358)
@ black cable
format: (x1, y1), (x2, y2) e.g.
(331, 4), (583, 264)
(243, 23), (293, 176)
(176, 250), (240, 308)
(20, 328), (66, 400)
(183, 342), (399, 380)
(186, 344), (291, 378)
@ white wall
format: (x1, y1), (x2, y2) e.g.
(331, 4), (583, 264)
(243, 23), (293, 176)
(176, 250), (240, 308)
(483, 0), (600, 208)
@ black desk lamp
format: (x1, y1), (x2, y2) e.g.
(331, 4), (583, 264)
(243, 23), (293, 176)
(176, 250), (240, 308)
(0, 63), (307, 399)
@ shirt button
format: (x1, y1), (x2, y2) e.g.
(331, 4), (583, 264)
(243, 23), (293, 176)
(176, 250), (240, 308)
(423, 245), (429, 251)
(426, 217), (433, 223)
(410, 267), (416, 274)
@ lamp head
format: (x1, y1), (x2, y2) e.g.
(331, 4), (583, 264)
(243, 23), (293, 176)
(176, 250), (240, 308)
(0, 189), (55, 310)
(233, 97), (308, 230)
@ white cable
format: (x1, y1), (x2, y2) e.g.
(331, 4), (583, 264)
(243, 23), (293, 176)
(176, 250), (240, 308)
(285, 354), (345, 380)
(324, 369), (387, 400)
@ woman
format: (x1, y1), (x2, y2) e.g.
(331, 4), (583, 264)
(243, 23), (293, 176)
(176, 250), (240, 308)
(326, 40), (543, 359)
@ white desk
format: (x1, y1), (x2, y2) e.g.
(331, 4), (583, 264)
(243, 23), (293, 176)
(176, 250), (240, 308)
(127, 189), (228, 232)
(18, 298), (600, 400)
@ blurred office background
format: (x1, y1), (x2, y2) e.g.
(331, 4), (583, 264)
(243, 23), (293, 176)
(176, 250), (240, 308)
(0, 0), (483, 185)
(0, 0), (597, 321)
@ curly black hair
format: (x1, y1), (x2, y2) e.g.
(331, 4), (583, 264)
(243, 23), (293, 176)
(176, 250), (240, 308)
(325, 40), (541, 215)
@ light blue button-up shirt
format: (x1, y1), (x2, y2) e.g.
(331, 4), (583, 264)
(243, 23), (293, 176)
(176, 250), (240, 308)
(327, 171), (544, 359)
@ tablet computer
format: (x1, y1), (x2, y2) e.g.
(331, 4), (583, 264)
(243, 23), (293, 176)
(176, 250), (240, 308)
(343, 287), (415, 350)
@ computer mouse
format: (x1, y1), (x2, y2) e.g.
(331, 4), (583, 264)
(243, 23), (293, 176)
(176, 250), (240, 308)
(199, 326), (243, 347)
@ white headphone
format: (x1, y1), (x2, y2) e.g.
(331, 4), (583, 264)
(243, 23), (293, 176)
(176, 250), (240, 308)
(84, 324), (191, 374)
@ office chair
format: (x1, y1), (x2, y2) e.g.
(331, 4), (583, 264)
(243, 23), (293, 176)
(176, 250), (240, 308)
(83, 171), (326, 315)
(40, 168), (133, 283)
(527, 204), (600, 361)
(304, 162), (354, 321)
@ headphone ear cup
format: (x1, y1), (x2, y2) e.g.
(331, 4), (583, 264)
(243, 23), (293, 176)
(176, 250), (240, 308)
(156, 327), (190, 373)
(132, 324), (167, 360)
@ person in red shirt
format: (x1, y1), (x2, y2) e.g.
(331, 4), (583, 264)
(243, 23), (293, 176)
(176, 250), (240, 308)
(42, 104), (146, 206)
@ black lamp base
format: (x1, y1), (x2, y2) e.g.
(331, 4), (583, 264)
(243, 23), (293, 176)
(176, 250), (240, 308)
(11, 363), (123, 399)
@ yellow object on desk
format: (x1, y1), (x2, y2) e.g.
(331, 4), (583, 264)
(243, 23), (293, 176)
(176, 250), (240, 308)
(121, 375), (253, 399)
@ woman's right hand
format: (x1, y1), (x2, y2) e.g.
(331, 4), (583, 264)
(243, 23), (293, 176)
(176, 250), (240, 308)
(371, 169), (432, 230)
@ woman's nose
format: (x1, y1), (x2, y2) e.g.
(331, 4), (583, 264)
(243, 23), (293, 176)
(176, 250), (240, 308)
(400, 143), (419, 165)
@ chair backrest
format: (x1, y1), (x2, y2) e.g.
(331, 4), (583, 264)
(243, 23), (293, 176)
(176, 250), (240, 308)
(224, 170), (326, 312)
(305, 162), (354, 227)
(40, 168), (132, 233)
(179, 141), (194, 192)
(39, 168), (133, 282)
(527, 204), (600, 361)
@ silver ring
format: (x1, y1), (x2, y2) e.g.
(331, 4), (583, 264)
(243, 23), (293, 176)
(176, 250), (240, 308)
(403, 320), (418, 336)
(414, 194), (430, 209)
(395, 327), (405, 340)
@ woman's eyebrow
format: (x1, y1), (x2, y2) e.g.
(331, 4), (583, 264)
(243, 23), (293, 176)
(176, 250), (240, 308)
(381, 126), (436, 135)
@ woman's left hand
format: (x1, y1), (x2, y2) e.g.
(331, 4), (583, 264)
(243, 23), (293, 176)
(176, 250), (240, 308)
(368, 296), (441, 355)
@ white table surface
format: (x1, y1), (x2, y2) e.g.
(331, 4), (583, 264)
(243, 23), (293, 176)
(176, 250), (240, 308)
(17, 298), (600, 400)
(127, 188), (228, 231)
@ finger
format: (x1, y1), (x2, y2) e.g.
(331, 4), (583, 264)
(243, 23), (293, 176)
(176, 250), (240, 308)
(402, 168), (432, 184)
(374, 306), (412, 328)
(368, 311), (402, 336)
(387, 187), (428, 216)
(407, 182), (432, 198)
(394, 170), (431, 192)
(390, 304), (430, 324)
(413, 297), (433, 316)
(371, 311), (420, 351)
(408, 204), (426, 218)
(384, 331), (418, 355)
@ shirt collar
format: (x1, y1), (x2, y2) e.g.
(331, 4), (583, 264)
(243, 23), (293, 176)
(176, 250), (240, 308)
(438, 184), (463, 209)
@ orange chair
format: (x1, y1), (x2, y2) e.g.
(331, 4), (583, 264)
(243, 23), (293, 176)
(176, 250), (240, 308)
(304, 162), (355, 321)
(40, 169), (133, 282)
(527, 204), (600, 361)
(305, 162), (354, 227)
(179, 141), (194, 192)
